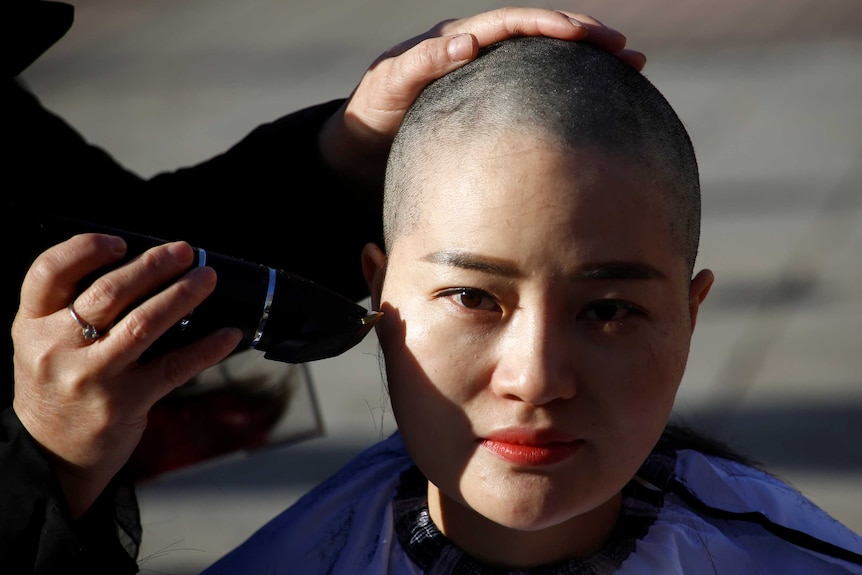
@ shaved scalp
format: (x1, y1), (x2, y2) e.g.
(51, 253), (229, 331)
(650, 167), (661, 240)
(384, 36), (701, 274)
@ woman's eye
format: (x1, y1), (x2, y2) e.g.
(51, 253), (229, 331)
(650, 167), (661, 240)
(580, 300), (643, 322)
(438, 288), (500, 312)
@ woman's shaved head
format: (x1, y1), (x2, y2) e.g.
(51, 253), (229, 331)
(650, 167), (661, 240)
(385, 36), (701, 274)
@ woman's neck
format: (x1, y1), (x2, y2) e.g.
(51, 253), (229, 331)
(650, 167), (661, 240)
(426, 482), (622, 570)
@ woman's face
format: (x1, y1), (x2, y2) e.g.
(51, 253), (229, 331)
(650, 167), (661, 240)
(363, 137), (712, 562)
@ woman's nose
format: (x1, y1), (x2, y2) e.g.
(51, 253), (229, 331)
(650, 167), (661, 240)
(490, 312), (577, 406)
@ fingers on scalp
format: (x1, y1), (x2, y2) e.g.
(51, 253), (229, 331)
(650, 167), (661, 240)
(440, 33), (474, 63)
(556, 10), (628, 52)
(499, 7), (591, 35)
(619, 48), (647, 71)
(442, 7), (586, 44)
(408, 37), (452, 74)
(371, 39), (443, 105)
(414, 33), (479, 75)
(557, 11), (605, 27)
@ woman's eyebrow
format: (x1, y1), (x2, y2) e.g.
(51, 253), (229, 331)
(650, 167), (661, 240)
(422, 250), (520, 277)
(575, 262), (666, 281)
(422, 251), (665, 281)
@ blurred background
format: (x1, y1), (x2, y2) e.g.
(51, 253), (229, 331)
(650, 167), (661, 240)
(19, 0), (861, 573)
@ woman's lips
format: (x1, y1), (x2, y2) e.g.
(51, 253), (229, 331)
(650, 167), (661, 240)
(480, 434), (582, 466)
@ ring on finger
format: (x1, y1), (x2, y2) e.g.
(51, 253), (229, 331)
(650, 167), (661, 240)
(68, 303), (101, 342)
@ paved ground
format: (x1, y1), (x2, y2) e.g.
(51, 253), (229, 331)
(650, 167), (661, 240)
(19, 1), (862, 573)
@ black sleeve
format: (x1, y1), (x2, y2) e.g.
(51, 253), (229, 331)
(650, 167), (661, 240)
(143, 96), (383, 301)
(4, 78), (384, 572)
(0, 407), (141, 574)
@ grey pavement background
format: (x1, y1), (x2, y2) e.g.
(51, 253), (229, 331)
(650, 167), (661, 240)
(19, 1), (862, 573)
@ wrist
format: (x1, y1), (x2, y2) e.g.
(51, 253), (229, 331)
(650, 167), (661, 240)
(317, 99), (389, 194)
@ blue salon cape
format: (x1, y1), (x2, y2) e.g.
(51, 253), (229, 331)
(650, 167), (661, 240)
(202, 432), (862, 574)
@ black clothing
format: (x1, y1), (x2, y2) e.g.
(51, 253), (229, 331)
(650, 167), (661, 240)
(2, 1), (383, 572)
(1, 409), (142, 574)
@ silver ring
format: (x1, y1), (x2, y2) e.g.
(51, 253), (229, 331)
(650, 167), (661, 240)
(68, 304), (100, 342)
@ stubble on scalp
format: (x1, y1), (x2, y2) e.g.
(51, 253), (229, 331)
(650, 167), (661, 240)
(384, 37), (701, 277)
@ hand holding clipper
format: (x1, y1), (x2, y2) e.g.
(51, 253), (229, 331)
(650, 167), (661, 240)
(18, 208), (381, 365)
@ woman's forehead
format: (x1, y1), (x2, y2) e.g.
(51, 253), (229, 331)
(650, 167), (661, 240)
(417, 142), (668, 226)
(394, 144), (679, 270)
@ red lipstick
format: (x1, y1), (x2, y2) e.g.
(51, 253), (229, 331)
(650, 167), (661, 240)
(480, 430), (581, 466)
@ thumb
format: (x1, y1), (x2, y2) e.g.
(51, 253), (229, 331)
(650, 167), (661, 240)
(372, 33), (479, 115)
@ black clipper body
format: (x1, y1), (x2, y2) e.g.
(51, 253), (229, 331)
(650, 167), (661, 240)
(17, 208), (380, 364)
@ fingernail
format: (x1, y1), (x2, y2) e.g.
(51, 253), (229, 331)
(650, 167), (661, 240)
(621, 50), (647, 70)
(167, 241), (195, 264)
(447, 34), (473, 61)
(107, 235), (127, 254)
(187, 265), (216, 285)
(609, 27), (626, 41)
(568, 17), (585, 28)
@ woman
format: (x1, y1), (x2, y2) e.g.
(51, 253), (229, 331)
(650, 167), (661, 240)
(202, 36), (862, 573)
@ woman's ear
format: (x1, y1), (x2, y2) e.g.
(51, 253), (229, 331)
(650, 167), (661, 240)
(688, 268), (715, 332)
(361, 242), (387, 311)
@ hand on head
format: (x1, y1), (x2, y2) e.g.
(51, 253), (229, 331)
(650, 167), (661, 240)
(319, 7), (646, 190)
(12, 233), (242, 518)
